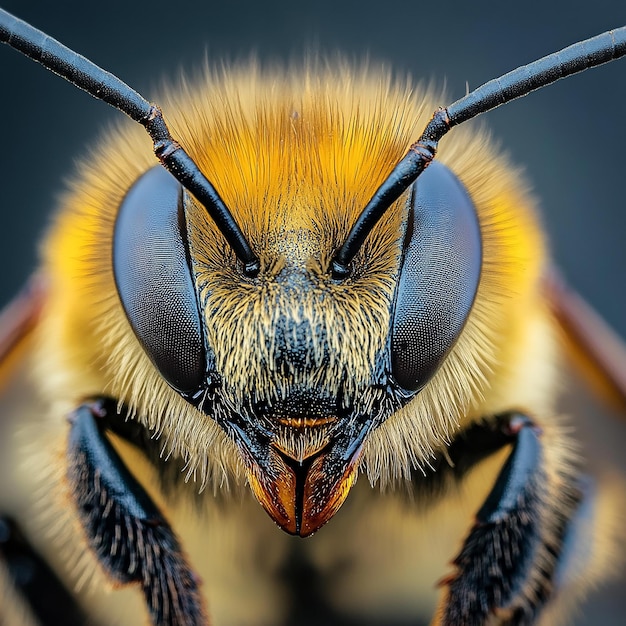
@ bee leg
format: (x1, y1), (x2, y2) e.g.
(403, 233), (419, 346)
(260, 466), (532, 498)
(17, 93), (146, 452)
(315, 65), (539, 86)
(436, 413), (581, 626)
(0, 515), (88, 625)
(67, 398), (208, 626)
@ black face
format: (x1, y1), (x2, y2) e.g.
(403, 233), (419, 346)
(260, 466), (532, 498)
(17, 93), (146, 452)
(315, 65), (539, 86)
(112, 160), (481, 535)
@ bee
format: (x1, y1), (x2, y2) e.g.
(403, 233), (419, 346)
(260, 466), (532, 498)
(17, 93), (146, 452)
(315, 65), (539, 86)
(0, 6), (625, 626)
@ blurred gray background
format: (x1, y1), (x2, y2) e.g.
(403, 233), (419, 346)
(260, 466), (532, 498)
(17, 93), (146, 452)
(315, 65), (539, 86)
(0, 0), (625, 623)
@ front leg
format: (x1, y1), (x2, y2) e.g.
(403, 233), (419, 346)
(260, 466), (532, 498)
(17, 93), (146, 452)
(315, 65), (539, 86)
(67, 398), (209, 626)
(433, 413), (584, 626)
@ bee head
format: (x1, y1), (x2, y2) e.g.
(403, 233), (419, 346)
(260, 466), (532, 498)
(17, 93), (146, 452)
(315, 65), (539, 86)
(110, 70), (481, 534)
(42, 67), (540, 537)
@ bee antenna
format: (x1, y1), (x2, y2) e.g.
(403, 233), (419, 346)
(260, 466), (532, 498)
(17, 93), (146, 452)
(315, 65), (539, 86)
(331, 26), (626, 279)
(0, 9), (261, 277)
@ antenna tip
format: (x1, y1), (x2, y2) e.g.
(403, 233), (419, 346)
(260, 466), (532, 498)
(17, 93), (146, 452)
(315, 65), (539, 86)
(331, 259), (350, 280)
(243, 260), (261, 278)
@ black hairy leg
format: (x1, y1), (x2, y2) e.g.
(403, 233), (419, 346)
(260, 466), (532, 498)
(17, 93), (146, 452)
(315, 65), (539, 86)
(432, 413), (584, 626)
(66, 398), (208, 626)
(0, 515), (87, 625)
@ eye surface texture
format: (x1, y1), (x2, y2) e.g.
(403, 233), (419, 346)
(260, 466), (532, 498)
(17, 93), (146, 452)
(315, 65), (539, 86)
(390, 161), (482, 392)
(113, 166), (206, 394)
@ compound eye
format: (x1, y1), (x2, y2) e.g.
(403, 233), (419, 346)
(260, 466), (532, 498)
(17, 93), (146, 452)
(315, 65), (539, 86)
(390, 162), (482, 392)
(113, 166), (206, 394)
